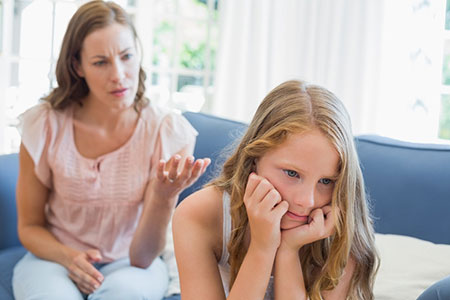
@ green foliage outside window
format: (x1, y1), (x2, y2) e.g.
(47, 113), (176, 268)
(439, 95), (450, 139)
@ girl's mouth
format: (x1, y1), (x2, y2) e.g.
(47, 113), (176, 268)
(286, 211), (308, 222)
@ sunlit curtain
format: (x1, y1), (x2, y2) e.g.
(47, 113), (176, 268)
(213, 0), (445, 142)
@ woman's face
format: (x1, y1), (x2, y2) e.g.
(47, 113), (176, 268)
(75, 22), (140, 111)
(255, 128), (340, 230)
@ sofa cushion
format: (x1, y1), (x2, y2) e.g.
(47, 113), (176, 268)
(373, 233), (450, 300)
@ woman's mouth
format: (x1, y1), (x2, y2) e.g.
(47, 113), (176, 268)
(286, 211), (309, 222)
(111, 88), (128, 97)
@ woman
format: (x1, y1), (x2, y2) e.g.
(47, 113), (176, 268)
(13, 1), (209, 299)
(173, 80), (379, 299)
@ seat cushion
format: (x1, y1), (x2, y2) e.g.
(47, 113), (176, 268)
(0, 246), (26, 300)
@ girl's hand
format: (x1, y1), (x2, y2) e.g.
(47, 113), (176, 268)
(67, 249), (104, 295)
(151, 154), (210, 201)
(244, 173), (289, 252)
(280, 205), (338, 251)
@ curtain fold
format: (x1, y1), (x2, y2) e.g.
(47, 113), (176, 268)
(213, 0), (445, 141)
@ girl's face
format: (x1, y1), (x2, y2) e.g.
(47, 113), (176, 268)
(75, 22), (140, 111)
(255, 128), (340, 230)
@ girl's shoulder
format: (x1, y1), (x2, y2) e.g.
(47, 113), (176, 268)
(175, 186), (223, 228)
(173, 186), (224, 258)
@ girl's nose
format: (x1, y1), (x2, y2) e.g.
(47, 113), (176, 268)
(293, 184), (315, 208)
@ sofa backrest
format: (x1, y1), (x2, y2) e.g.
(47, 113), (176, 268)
(355, 135), (450, 245)
(1, 112), (449, 252)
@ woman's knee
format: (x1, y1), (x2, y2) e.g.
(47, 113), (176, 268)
(89, 258), (169, 300)
(13, 253), (83, 300)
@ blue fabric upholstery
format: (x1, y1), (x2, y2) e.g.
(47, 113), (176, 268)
(0, 153), (20, 250)
(1, 112), (449, 299)
(355, 135), (450, 245)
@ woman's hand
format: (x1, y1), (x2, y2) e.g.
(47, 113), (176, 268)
(151, 154), (210, 201)
(280, 205), (338, 251)
(67, 249), (104, 295)
(244, 173), (289, 253)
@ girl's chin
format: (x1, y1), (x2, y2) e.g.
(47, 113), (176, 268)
(280, 219), (307, 230)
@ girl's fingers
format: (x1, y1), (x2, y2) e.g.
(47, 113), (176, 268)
(249, 178), (274, 207)
(260, 188), (282, 212)
(243, 173), (260, 206)
(272, 200), (289, 219)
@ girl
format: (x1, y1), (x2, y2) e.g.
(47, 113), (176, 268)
(173, 80), (379, 300)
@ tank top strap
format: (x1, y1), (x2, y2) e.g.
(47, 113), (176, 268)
(219, 191), (231, 266)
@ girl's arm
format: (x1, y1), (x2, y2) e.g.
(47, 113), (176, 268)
(274, 245), (307, 300)
(274, 247), (355, 300)
(16, 143), (104, 294)
(174, 174), (288, 300)
(173, 186), (228, 300)
(274, 206), (355, 299)
(129, 146), (210, 268)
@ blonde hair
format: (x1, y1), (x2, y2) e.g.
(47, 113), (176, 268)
(43, 1), (148, 111)
(211, 80), (379, 299)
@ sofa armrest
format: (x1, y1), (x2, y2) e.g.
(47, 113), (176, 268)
(0, 153), (21, 250)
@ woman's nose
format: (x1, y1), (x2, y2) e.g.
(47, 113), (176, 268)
(111, 60), (125, 82)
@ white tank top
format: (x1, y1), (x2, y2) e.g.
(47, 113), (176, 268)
(218, 192), (274, 299)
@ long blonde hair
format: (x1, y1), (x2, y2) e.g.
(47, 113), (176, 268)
(43, 1), (148, 111)
(211, 80), (379, 300)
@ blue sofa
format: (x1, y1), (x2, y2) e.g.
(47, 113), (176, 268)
(1, 111), (450, 299)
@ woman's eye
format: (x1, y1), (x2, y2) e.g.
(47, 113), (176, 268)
(319, 178), (333, 185)
(93, 61), (106, 66)
(122, 53), (132, 60)
(284, 169), (299, 178)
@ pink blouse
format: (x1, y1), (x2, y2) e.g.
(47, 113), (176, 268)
(18, 102), (197, 262)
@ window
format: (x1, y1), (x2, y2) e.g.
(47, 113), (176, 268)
(0, 0), (219, 154)
(440, 0), (450, 140)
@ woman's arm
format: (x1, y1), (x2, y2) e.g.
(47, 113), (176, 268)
(16, 143), (104, 294)
(129, 146), (210, 268)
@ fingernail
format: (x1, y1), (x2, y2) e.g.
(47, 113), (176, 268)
(174, 154), (181, 160)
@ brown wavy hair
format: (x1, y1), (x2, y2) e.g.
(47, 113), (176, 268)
(43, 0), (148, 111)
(211, 80), (379, 299)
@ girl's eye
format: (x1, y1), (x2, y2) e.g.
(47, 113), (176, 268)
(284, 169), (299, 178)
(319, 178), (333, 185)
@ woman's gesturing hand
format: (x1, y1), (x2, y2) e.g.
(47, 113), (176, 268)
(152, 154), (210, 201)
(280, 205), (338, 251)
(67, 249), (104, 295)
(244, 173), (289, 252)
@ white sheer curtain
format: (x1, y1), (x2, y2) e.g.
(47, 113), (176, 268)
(213, 0), (445, 142)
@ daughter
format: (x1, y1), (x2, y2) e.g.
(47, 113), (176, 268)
(173, 80), (379, 300)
